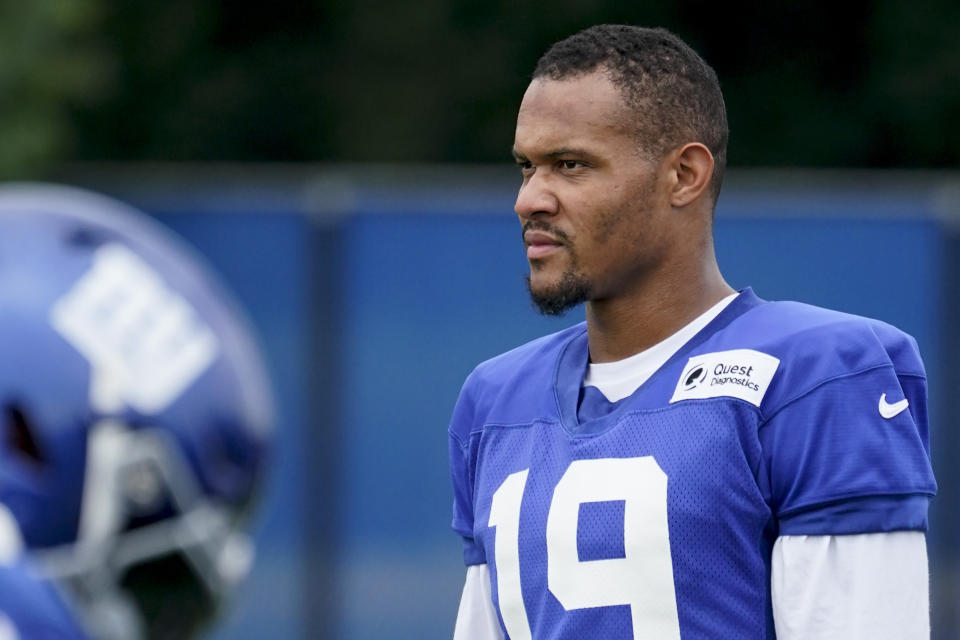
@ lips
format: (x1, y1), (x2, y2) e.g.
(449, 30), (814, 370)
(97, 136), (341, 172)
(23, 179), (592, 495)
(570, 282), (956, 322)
(523, 231), (564, 260)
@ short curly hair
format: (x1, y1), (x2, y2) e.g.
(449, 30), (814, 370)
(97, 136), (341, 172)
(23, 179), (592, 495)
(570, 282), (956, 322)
(534, 25), (729, 202)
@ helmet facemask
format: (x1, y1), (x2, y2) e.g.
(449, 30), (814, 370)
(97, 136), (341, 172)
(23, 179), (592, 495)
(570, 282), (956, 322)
(37, 420), (254, 640)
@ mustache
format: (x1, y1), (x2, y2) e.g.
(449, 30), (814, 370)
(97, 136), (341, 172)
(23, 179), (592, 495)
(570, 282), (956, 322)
(521, 220), (571, 245)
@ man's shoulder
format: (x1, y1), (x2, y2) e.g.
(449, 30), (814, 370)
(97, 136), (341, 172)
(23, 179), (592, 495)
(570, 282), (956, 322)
(451, 323), (584, 435)
(720, 297), (925, 412)
(469, 322), (586, 387)
(743, 299), (922, 371)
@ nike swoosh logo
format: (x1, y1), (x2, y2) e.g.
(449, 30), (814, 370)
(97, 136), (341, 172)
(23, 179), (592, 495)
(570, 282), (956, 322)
(878, 393), (909, 419)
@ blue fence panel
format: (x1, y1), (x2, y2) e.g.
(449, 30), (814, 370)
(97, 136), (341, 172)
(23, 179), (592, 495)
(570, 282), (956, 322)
(336, 212), (568, 639)
(153, 212), (314, 640)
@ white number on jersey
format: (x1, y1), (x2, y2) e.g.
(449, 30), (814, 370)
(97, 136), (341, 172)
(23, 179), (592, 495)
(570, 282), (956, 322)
(488, 456), (681, 639)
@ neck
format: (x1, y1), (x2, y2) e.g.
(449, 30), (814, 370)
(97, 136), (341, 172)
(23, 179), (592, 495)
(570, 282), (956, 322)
(585, 255), (733, 363)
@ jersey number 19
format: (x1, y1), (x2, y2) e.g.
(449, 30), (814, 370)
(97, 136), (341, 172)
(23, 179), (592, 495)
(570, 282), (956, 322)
(488, 457), (681, 639)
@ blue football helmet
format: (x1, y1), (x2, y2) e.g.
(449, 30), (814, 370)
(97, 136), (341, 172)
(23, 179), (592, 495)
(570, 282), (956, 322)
(0, 184), (273, 640)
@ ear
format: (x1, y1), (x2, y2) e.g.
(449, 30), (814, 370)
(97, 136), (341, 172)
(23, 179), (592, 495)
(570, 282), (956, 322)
(668, 143), (714, 208)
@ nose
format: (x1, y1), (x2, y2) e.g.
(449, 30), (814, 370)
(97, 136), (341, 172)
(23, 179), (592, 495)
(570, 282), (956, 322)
(514, 174), (559, 220)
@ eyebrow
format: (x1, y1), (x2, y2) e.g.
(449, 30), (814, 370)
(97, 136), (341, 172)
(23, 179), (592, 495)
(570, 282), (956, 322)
(511, 147), (598, 162)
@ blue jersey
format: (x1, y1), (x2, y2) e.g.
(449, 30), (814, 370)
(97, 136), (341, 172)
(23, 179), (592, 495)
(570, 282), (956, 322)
(448, 288), (936, 639)
(0, 560), (88, 639)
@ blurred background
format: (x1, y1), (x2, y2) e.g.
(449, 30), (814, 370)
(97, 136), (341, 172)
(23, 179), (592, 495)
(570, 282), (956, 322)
(2, 1), (958, 638)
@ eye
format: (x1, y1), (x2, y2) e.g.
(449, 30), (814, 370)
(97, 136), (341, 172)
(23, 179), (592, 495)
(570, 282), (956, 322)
(560, 160), (582, 170)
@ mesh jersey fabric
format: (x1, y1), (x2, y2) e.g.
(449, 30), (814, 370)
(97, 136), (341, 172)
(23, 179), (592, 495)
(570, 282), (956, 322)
(448, 288), (936, 639)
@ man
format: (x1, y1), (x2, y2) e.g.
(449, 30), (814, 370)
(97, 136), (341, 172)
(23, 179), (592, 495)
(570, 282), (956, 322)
(0, 184), (274, 640)
(449, 25), (936, 639)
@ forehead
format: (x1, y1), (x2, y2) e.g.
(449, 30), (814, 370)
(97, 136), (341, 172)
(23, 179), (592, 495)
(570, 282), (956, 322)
(514, 71), (634, 154)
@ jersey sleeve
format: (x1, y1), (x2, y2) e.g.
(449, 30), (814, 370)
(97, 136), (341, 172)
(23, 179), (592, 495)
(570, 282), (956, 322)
(449, 374), (486, 566)
(759, 363), (936, 535)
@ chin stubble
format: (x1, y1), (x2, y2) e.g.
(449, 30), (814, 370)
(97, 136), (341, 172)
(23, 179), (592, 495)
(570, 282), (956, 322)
(521, 220), (592, 315)
(526, 270), (591, 316)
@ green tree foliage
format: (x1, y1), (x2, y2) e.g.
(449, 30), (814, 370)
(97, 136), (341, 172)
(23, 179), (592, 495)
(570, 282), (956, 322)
(0, 0), (112, 178)
(865, 0), (960, 166)
(3, 0), (958, 173)
(693, 0), (960, 167)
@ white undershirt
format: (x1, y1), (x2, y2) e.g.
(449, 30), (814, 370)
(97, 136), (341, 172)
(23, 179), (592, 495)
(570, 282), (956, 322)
(453, 292), (930, 639)
(583, 292), (736, 402)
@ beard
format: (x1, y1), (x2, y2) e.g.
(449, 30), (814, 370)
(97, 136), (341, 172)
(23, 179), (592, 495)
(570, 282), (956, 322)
(526, 270), (591, 316)
(521, 219), (592, 316)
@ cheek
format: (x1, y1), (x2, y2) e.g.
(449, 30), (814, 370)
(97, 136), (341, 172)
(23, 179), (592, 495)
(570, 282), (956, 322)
(588, 196), (641, 247)
(562, 177), (657, 264)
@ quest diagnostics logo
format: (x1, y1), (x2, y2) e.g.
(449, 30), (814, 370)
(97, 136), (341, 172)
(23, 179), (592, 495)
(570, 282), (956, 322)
(682, 363), (708, 390)
(670, 349), (780, 407)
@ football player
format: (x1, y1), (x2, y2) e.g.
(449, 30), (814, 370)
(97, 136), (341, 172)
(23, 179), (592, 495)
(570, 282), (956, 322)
(0, 184), (273, 640)
(450, 25), (935, 639)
